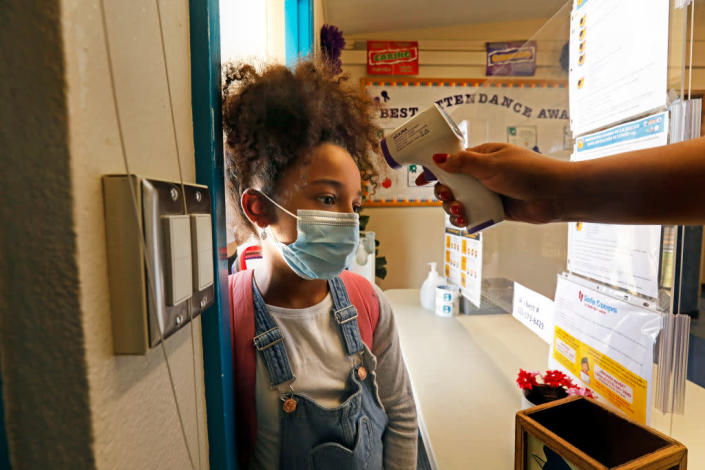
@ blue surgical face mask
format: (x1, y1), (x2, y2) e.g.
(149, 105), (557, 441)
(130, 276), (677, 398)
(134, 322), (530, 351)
(257, 191), (360, 280)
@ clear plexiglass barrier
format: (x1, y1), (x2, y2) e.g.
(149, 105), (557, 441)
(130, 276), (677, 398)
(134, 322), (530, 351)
(360, 1), (705, 467)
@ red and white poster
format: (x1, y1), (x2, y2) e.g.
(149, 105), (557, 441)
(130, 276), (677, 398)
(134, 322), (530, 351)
(367, 41), (419, 76)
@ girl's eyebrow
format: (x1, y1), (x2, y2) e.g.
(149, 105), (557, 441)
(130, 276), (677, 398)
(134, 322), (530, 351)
(307, 179), (363, 198)
(307, 178), (343, 188)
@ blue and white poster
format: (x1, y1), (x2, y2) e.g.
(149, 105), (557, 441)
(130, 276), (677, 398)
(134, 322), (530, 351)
(567, 113), (668, 299)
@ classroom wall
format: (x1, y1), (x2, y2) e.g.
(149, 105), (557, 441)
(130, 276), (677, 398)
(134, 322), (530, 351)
(2, 1), (209, 468)
(343, 16), (571, 293)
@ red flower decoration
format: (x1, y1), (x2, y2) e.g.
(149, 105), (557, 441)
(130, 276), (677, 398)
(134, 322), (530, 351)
(516, 369), (540, 390)
(543, 370), (570, 388)
(381, 178), (392, 189)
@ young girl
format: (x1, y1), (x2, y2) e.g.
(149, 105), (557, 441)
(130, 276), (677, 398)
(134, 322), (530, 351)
(223, 61), (418, 469)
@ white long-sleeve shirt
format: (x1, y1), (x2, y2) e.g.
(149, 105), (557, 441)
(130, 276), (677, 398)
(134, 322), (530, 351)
(250, 285), (418, 470)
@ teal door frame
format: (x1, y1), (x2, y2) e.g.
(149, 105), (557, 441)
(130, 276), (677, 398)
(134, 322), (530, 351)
(189, 1), (314, 468)
(188, 1), (237, 469)
(285, 0), (314, 66)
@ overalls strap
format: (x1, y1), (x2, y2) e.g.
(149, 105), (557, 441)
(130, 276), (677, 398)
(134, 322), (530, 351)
(252, 278), (295, 386)
(328, 276), (364, 356)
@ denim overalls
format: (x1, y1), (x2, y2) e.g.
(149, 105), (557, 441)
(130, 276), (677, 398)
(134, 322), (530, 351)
(252, 276), (388, 469)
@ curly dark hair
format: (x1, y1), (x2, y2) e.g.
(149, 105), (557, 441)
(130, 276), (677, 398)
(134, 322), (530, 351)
(222, 60), (381, 243)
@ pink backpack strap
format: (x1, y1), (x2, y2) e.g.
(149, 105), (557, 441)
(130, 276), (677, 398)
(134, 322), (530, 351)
(340, 270), (380, 350)
(229, 269), (257, 468)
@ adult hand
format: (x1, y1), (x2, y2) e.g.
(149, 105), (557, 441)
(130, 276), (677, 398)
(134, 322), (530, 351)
(415, 142), (569, 226)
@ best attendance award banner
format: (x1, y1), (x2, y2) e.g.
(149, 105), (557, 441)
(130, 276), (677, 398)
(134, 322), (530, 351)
(364, 78), (570, 206)
(549, 276), (661, 424)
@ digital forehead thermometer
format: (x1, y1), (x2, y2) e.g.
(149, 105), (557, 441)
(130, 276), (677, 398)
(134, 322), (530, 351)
(380, 104), (504, 233)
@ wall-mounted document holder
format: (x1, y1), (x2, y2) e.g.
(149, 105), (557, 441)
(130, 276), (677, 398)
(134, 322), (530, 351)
(102, 175), (215, 355)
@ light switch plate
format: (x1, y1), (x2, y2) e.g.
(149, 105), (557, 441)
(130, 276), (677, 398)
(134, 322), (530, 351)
(102, 175), (214, 355)
(163, 215), (193, 306)
(191, 214), (214, 291)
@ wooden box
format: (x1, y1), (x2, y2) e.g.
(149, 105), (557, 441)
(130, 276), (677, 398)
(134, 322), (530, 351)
(515, 396), (687, 470)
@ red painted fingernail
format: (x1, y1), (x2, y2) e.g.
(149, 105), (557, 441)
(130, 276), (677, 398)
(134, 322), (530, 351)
(450, 205), (462, 216)
(439, 190), (451, 201)
(433, 153), (448, 164)
(456, 216), (466, 226)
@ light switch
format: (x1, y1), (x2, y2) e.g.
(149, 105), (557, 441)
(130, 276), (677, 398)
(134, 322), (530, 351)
(190, 214), (214, 291)
(162, 215), (193, 306)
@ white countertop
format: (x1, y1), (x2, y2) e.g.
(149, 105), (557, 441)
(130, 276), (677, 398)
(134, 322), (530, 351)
(385, 289), (705, 470)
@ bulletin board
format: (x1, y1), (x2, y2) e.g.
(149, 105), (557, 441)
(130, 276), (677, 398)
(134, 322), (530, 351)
(364, 78), (570, 207)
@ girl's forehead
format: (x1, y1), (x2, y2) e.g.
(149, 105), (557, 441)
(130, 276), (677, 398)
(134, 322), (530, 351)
(302, 143), (361, 182)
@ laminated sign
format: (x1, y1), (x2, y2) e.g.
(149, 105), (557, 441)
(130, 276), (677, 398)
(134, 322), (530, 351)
(486, 41), (536, 76)
(367, 41), (419, 76)
(549, 276), (661, 424)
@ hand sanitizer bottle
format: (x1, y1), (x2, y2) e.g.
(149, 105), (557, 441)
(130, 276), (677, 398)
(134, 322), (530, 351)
(420, 262), (443, 311)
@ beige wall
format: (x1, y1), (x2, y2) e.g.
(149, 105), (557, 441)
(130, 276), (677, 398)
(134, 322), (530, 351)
(365, 207), (446, 290)
(64, 0), (206, 469)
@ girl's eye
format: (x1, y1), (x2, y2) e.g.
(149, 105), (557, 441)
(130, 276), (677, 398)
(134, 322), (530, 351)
(318, 195), (335, 205)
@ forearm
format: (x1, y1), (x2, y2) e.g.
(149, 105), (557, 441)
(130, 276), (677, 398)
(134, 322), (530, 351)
(559, 137), (705, 224)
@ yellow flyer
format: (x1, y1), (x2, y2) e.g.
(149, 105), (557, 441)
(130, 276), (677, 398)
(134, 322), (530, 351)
(549, 276), (661, 424)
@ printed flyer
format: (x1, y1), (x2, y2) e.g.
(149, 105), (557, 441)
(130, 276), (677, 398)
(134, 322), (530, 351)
(569, 0), (669, 136)
(445, 226), (483, 308)
(568, 113), (668, 299)
(549, 276), (661, 424)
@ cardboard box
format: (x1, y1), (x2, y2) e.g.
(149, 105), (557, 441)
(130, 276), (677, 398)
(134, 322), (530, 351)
(516, 396), (687, 469)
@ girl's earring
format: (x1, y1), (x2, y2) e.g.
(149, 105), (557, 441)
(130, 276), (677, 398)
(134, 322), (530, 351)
(260, 228), (268, 240)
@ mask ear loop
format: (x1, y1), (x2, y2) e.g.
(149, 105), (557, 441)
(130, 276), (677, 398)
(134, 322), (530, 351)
(241, 189), (299, 241)
(256, 190), (299, 220)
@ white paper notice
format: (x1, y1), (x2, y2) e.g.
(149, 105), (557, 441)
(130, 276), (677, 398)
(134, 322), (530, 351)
(568, 113), (667, 298)
(461, 233), (483, 308)
(568, 223), (662, 298)
(445, 222), (483, 309)
(549, 276), (661, 423)
(512, 282), (555, 343)
(569, 0), (669, 136)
